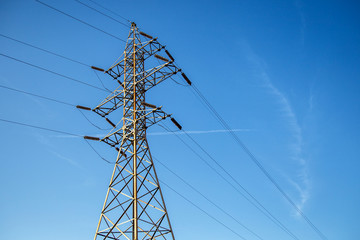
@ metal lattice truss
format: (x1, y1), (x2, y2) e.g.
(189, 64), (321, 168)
(100, 107), (169, 149)
(92, 23), (177, 240)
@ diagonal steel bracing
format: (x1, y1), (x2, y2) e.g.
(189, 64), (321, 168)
(91, 22), (180, 240)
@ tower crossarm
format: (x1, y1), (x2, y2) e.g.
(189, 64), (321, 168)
(98, 106), (171, 149)
(93, 86), (125, 117)
(141, 62), (181, 91)
(143, 107), (171, 128)
(106, 62), (125, 82)
(100, 130), (123, 148)
(105, 37), (165, 79)
(99, 122), (132, 148)
(139, 38), (165, 61)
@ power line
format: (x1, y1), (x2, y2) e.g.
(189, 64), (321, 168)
(35, 0), (126, 43)
(84, 139), (113, 164)
(85, 131), (250, 238)
(1, 33), (114, 92)
(0, 8), (324, 235)
(156, 58), (188, 87)
(74, 0), (130, 28)
(169, 76), (189, 87)
(159, 123), (299, 240)
(93, 69), (111, 92)
(0, 117), (112, 164)
(182, 128), (301, 239)
(0, 74), (302, 239)
(154, 156), (264, 240)
(148, 33), (325, 238)
(77, 108), (111, 131)
(0, 117), (81, 137)
(82, 132), (249, 238)
(160, 180), (249, 240)
(0, 83), (112, 131)
(0, 116), (247, 239)
(87, 0), (131, 23)
(189, 83), (328, 240)
(0, 84), (75, 107)
(0, 53), (108, 92)
(0, 33), (90, 67)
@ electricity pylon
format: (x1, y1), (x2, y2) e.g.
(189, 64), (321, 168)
(81, 22), (190, 240)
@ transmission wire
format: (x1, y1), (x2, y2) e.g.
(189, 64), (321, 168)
(0, 83), (111, 131)
(1, 15), (324, 237)
(74, 0), (130, 28)
(169, 76), (189, 87)
(77, 108), (112, 131)
(0, 117), (113, 164)
(0, 84), (75, 107)
(189, 82), (327, 240)
(84, 139), (114, 164)
(0, 118), (81, 137)
(0, 117), (247, 238)
(0, 85), (113, 163)
(87, 0), (131, 23)
(160, 46), (324, 239)
(153, 156), (264, 240)
(93, 69), (111, 92)
(0, 33), (90, 67)
(1, 33), (114, 94)
(0, 53), (108, 92)
(160, 180), (248, 240)
(160, 123), (299, 240)
(35, 0), (126, 43)
(183, 128), (300, 239)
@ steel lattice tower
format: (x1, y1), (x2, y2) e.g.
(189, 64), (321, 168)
(83, 22), (188, 240)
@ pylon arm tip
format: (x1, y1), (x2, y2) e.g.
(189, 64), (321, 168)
(142, 102), (157, 109)
(84, 136), (100, 141)
(181, 73), (192, 85)
(91, 66), (105, 72)
(165, 50), (175, 62)
(155, 54), (169, 62)
(140, 31), (153, 39)
(76, 105), (92, 111)
(105, 118), (116, 128)
(171, 117), (182, 130)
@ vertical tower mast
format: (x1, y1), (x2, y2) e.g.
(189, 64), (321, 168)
(89, 22), (182, 240)
(132, 23), (139, 239)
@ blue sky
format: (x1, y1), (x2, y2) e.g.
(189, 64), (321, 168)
(1, 0), (359, 239)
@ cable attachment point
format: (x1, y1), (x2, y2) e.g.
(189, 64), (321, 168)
(140, 31), (153, 39)
(76, 105), (92, 111)
(155, 54), (170, 62)
(91, 66), (105, 72)
(181, 73), (192, 85)
(115, 147), (127, 157)
(165, 50), (175, 62)
(142, 102), (157, 109)
(105, 118), (116, 128)
(171, 117), (182, 130)
(84, 136), (100, 141)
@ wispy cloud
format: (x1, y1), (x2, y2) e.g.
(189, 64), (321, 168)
(241, 41), (311, 214)
(294, 0), (307, 45)
(148, 128), (253, 136)
(33, 133), (84, 170)
(54, 128), (253, 138)
(50, 150), (83, 170)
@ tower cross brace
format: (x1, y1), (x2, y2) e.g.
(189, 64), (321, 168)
(88, 22), (184, 240)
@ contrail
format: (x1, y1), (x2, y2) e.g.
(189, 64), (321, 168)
(148, 129), (253, 136)
(54, 129), (253, 138)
